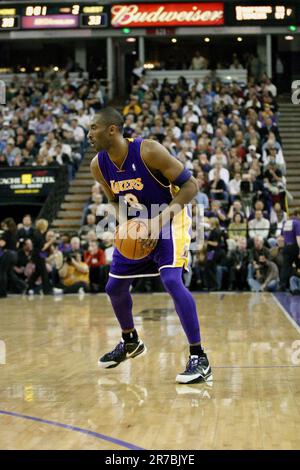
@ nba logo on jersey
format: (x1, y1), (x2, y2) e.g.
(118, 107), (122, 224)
(132, 163), (136, 171)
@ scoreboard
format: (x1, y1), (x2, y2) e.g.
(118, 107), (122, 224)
(0, 3), (109, 30)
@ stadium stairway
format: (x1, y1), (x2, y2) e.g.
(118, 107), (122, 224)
(51, 149), (95, 233)
(279, 102), (300, 208)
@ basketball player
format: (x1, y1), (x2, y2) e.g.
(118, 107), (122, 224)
(89, 107), (212, 384)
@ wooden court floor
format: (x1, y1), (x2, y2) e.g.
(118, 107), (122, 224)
(0, 292), (299, 450)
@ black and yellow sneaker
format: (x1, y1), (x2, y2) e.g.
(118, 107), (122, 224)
(98, 340), (146, 369)
(176, 353), (212, 384)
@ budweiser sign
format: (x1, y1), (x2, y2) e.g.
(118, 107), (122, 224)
(111, 3), (224, 28)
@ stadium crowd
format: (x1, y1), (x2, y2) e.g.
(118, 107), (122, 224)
(0, 62), (299, 298)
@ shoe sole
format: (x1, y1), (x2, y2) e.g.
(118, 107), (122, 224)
(98, 346), (147, 369)
(175, 372), (213, 385)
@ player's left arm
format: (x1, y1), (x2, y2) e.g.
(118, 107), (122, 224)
(141, 139), (198, 233)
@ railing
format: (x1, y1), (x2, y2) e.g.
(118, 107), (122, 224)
(38, 165), (69, 224)
(144, 69), (248, 85)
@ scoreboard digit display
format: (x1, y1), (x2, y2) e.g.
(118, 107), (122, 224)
(227, 2), (298, 25)
(0, 3), (108, 30)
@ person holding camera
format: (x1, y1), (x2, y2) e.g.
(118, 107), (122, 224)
(56, 251), (89, 294)
(248, 254), (279, 292)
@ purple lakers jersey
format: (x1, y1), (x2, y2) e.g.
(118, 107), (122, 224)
(97, 138), (173, 216)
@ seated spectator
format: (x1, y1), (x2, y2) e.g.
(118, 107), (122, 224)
(269, 202), (287, 239)
(208, 162), (229, 185)
(14, 238), (33, 283)
(211, 128), (231, 151)
(190, 51), (208, 70)
(79, 214), (97, 239)
(46, 242), (64, 287)
(123, 95), (142, 117)
(84, 240), (106, 293)
(56, 251), (89, 294)
(194, 175), (209, 210)
(228, 213), (247, 241)
(263, 146), (285, 174)
(227, 237), (248, 291)
(17, 214), (34, 242)
(205, 200), (227, 226)
(248, 209), (270, 242)
(70, 236), (82, 253)
(245, 145), (262, 167)
(27, 219), (56, 295)
(228, 172), (242, 200)
(208, 168), (229, 202)
(196, 117), (213, 136)
(210, 147), (228, 168)
(248, 254), (279, 292)
(227, 199), (245, 221)
(203, 218), (224, 290)
(58, 233), (72, 254)
(263, 162), (286, 203)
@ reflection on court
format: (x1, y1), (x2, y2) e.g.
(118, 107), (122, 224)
(0, 293), (299, 449)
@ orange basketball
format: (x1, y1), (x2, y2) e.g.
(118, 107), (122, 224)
(114, 219), (156, 260)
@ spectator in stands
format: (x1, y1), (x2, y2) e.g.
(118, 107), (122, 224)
(79, 213), (97, 239)
(131, 60), (145, 85)
(56, 251), (89, 294)
(228, 172), (242, 200)
(227, 237), (248, 291)
(123, 95), (142, 117)
(228, 213), (247, 241)
(58, 233), (72, 254)
(70, 236), (82, 254)
(46, 242), (64, 287)
(17, 214), (34, 242)
(208, 162), (229, 185)
(84, 240), (106, 293)
(27, 219), (55, 295)
(208, 168), (229, 202)
(190, 51), (207, 70)
(70, 118), (85, 144)
(248, 254), (279, 292)
(14, 238), (33, 284)
(269, 202), (287, 239)
(247, 236), (270, 289)
(248, 209), (270, 242)
(204, 218), (223, 291)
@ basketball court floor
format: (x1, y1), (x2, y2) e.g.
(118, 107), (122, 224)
(0, 292), (299, 450)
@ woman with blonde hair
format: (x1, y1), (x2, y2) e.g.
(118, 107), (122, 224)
(27, 218), (55, 295)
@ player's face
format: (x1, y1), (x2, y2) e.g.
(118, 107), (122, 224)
(88, 118), (110, 152)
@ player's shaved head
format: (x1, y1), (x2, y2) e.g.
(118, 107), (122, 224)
(95, 107), (124, 133)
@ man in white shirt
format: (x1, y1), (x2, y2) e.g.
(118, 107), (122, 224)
(248, 210), (270, 241)
(228, 172), (242, 198)
(70, 118), (85, 143)
(182, 101), (202, 118)
(208, 162), (229, 184)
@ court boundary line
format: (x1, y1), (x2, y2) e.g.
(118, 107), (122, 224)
(0, 410), (144, 450)
(272, 293), (300, 335)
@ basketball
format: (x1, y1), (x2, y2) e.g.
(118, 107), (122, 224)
(114, 219), (156, 260)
